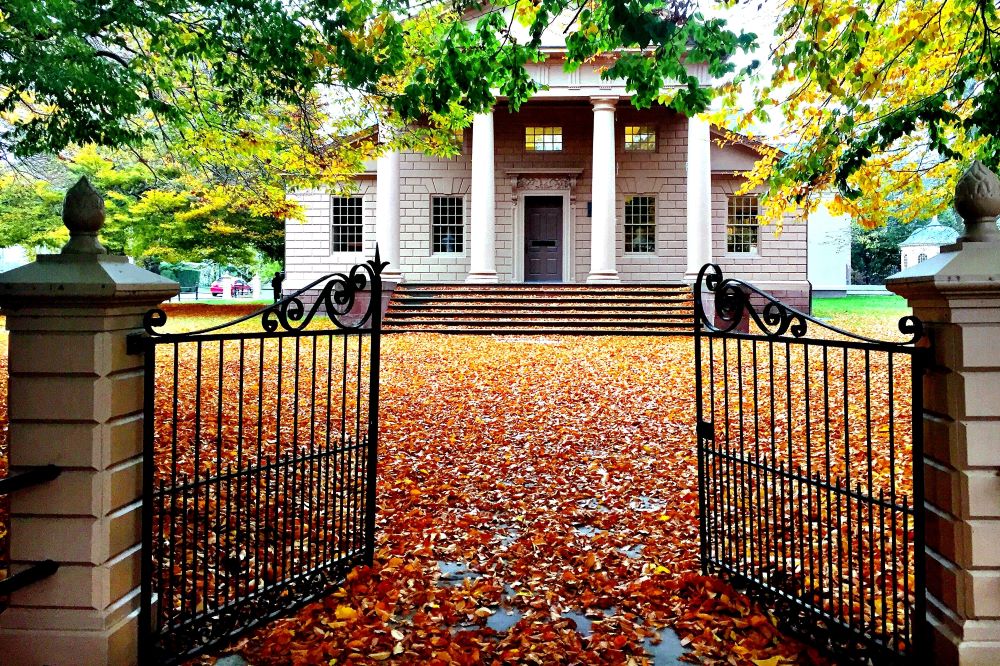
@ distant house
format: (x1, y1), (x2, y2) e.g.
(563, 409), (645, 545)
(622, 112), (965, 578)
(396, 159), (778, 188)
(899, 218), (959, 270)
(285, 8), (811, 312)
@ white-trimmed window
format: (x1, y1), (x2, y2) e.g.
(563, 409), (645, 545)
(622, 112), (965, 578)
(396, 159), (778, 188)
(525, 126), (563, 152)
(625, 125), (656, 151)
(331, 196), (363, 253)
(431, 195), (464, 253)
(624, 196), (656, 253)
(727, 195), (759, 254)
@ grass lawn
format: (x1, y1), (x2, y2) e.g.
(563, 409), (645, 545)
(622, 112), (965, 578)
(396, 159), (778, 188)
(812, 295), (910, 320)
(1, 303), (915, 665)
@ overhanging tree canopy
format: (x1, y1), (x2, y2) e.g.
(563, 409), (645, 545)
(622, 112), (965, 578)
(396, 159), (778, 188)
(1, 0), (752, 160)
(720, 0), (999, 228)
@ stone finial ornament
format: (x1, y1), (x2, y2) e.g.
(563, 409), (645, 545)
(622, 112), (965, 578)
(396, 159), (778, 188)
(61, 176), (108, 255)
(954, 160), (1000, 243)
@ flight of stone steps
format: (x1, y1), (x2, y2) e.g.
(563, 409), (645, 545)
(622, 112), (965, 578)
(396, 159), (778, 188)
(382, 283), (695, 334)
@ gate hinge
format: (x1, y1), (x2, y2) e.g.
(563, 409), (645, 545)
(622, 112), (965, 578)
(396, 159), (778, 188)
(697, 420), (714, 441)
(126, 332), (148, 356)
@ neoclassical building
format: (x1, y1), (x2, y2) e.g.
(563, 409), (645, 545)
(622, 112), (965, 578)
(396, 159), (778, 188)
(286, 23), (810, 310)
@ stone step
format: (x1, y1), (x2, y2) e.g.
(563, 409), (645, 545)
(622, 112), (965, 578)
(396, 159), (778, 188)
(383, 282), (694, 334)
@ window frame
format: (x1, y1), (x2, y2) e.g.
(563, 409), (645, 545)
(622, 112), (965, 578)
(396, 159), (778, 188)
(524, 126), (564, 152)
(726, 194), (760, 255)
(624, 195), (657, 254)
(329, 194), (364, 254)
(430, 194), (466, 255)
(624, 125), (657, 152)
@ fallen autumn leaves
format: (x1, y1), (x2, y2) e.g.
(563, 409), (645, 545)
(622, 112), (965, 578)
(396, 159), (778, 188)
(204, 334), (835, 665)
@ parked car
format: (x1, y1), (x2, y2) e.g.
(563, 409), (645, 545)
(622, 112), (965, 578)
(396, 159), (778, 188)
(210, 278), (252, 297)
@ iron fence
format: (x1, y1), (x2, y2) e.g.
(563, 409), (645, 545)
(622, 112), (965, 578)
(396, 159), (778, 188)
(693, 264), (926, 663)
(132, 256), (385, 664)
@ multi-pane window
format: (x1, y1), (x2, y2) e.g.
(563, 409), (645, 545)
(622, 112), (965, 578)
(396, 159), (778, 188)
(330, 196), (363, 253)
(625, 125), (656, 151)
(525, 126), (563, 152)
(431, 196), (464, 253)
(727, 195), (759, 254)
(624, 196), (656, 253)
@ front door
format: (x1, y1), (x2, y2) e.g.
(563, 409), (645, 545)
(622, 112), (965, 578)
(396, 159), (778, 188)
(524, 196), (563, 282)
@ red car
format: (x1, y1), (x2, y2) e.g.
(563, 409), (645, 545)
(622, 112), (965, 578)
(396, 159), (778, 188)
(210, 278), (252, 297)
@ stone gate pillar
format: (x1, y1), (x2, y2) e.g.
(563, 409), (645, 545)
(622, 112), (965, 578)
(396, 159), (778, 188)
(887, 160), (1000, 665)
(0, 178), (178, 665)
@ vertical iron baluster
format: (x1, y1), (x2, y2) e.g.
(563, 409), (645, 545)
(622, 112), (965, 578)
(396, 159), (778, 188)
(224, 463), (234, 608)
(835, 475), (845, 628)
(721, 337), (732, 568)
(339, 334), (348, 562)
(707, 334), (717, 568)
(253, 338), (266, 599)
(822, 346), (831, 608)
(878, 487), (887, 648)
(767, 341), (777, 577)
(192, 341), (203, 621)
(214, 340), (225, 613)
(323, 334), (335, 565)
(291, 336), (301, 577)
(694, 294), (707, 571)
(803, 345), (814, 597)
(308, 336), (318, 572)
(354, 334), (364, 555)
(752, 339), (764, 580)
(902, 494), (912, 655)
(841, 347), (851, 626)
(235, 340), (245, 599)
(736, 339), (748, 571)
(167, 343), (180, 629)
(856, 481), (866, 634)
(886, 351), (899, 654)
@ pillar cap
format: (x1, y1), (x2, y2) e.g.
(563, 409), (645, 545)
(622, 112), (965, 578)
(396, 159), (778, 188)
(0, 180), (179, 310)
(0, 254), (180, 310)
(887, 161), (1000, 302)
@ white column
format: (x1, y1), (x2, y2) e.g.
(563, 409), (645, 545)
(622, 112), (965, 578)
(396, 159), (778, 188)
(467, 111), (498, 283)
(685, 114), (713, 280)
(375, 148), (402, 281)
(587, 97), (620, 284)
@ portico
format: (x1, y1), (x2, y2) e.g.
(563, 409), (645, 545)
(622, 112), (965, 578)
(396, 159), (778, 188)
(373, 98), (715, 286)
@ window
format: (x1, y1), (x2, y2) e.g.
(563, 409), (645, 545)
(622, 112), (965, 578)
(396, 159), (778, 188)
(432, 196), (464, 253)
(625, 125), (656, 151)
(727, 195), (759, 254)
(917, 252), (928, 263)
(331, 196), (363, 252)
(624, 196), (656, 253)
(525, 126), (563, 152)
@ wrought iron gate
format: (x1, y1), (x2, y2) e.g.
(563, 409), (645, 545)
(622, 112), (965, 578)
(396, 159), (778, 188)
(131, 257), (385, 664)
(693, 264), (926, 663)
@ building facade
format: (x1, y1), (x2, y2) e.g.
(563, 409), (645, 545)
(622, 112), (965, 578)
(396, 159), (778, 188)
(286, 46), (810, 310)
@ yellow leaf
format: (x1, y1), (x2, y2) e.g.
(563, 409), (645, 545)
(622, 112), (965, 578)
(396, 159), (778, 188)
(335, 605), (359, 621)
(752, 657), (784, 666)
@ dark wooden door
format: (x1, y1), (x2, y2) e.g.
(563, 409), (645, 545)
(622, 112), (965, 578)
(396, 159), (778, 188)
(524, 196), (563, 282)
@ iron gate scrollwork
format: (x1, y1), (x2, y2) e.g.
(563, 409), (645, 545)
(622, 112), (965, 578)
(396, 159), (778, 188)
(693, 264), (926, 663)
(132, 255), (386, 664)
